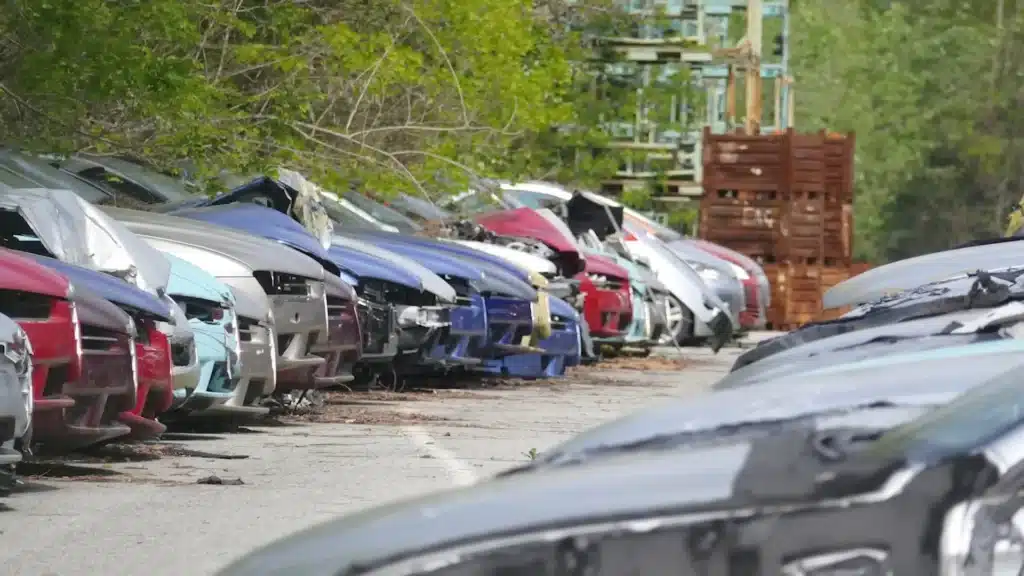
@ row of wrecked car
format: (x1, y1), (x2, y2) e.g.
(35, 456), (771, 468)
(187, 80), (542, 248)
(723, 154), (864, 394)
(220, 227), (1024, 574)
(0, 151), (764, 486)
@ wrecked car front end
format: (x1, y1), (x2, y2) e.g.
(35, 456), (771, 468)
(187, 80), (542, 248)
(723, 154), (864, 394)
(110, 220), (276, 415)
(481, 295), (581, 378)
(0, 249), (131, 450)
(107, 207), (332, 396)
(0, 314), (30, 490)
(30, 255), (173, 440)
(347, 231), (546, 364)
(161, 253), (243, 414)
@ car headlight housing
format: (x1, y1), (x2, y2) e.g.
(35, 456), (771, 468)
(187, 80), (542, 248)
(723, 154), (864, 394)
(397, 306), (450, 328)
(782, 548), (891, 575)
(940, 499), (1024, 575)
(728, 262), (750, 280)
(687, 261), (721, 282)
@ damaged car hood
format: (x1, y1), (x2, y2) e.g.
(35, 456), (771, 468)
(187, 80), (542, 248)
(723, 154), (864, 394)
(28, 254), (172, 321)
(0, 186), (170, 296)
(329, 235), (455, 303)
(104, 207), (326, 281)
(447, 240), (556, 276)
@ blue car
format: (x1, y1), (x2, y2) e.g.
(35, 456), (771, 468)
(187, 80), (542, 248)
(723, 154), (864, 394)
(481, 295), (581, 378)
(161, 252), (243, 415)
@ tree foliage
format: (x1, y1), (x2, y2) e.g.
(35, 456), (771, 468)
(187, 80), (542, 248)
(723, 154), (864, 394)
(0, 0), (631, 196)
(790, 0), (1024, 262)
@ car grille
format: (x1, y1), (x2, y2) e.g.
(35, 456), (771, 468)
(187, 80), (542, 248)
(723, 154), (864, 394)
(360, 278), (435, 306)
(356, 299), (394, 354)
(325, 295), (350, 344)
(252, 271), (312, 296)
(441, 275), (474, 306)
(79, 326), (134, 391)
(205, 361), (237, 393)
(173, 295), (224, 323)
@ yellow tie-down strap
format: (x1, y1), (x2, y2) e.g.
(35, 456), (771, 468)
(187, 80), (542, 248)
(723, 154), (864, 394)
(525, 271), (552, 346)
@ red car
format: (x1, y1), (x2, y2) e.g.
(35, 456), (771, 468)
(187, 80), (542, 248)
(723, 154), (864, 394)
(475, 207), (633, 340)
(28, 254), (174, 441)
(576, 254), (633, 340)
(0, 249), (137, 450)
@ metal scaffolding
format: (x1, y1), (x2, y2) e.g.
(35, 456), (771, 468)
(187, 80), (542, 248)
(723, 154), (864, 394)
(594, 0), (791, 200)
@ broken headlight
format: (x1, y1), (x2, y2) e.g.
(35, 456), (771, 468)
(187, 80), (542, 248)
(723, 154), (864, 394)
(397, 306), (450, 328)
(940, 499), (1024, 575)
(781, 548), (891, 576)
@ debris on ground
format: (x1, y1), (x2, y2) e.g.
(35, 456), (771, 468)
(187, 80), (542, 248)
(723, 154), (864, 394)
(281, 393), (451, 426)
(574, 355), (690, 372)
(196, 475), (244, 486)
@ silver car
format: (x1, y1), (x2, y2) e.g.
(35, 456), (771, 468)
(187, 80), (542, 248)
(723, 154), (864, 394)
(0, 314), (31, 471)
(105, 208), (336, 403)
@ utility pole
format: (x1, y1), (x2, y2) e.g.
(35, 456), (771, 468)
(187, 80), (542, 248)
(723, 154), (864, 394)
(781, 0), (792, 128)
(744, 0), (763, 134)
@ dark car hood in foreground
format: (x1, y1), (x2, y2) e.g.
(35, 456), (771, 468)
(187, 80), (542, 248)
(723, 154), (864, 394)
(217, 431), (891, 576)
(538, 339), (1024, 467)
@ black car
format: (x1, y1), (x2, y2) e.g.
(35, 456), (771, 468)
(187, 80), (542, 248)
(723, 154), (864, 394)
(716, 301), (1024, 391)
(216, 348), (1024, 575)
(734, 267), (1024, 371)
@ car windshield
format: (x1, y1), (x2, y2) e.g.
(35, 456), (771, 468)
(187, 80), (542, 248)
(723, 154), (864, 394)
(342, 192), (421, 232)
(863, 361), (1024, 460)
(390, 194), (451, 221)
(320, 195), (385, 230)
(447, 189), (508, 215)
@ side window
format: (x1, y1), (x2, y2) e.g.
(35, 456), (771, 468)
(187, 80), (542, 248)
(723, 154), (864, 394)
(0, 210), (55, 257)
(76, 167), (162, 205)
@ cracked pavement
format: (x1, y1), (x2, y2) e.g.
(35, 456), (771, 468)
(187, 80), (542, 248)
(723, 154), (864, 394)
(0, 343), (751, 575)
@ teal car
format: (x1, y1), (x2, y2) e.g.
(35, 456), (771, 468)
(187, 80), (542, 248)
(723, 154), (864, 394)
(162, 252), (243, 415)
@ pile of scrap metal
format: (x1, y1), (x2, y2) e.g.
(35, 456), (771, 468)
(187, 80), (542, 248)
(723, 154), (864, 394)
(0, 151), (763, 482)
(219, 227), (1024, 576)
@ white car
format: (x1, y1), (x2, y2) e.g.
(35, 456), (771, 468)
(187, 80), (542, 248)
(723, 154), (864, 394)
(0, 314), (31, 471)
(500, 181), (734, 346)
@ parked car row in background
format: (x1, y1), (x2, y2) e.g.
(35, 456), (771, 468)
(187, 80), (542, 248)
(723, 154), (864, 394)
(0, 151), (766, 486)
(219, 213), (1024, 574)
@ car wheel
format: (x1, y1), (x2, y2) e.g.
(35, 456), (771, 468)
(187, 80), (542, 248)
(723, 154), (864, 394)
(662, 294), (695, 345)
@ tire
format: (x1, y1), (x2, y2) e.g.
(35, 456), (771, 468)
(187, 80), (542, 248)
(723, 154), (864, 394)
(662, 294), (695, 346)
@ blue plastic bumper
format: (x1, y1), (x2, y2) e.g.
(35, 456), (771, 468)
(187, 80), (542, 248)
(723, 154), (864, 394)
(482, 296), (535, 357)
(481, 297), (581, 378)
(428, 293), (488, 364)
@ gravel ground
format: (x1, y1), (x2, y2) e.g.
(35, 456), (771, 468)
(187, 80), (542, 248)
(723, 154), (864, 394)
(0, 339), (764, 575)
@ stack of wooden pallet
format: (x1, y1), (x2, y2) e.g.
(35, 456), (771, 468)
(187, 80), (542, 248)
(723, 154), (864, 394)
(697, 127), (867, 329)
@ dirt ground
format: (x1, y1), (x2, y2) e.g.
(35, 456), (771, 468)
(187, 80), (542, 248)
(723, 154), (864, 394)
(0, 344), (746, 575)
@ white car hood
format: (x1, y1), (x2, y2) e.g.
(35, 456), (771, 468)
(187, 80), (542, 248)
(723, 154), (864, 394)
(448, 240), (556, 275)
